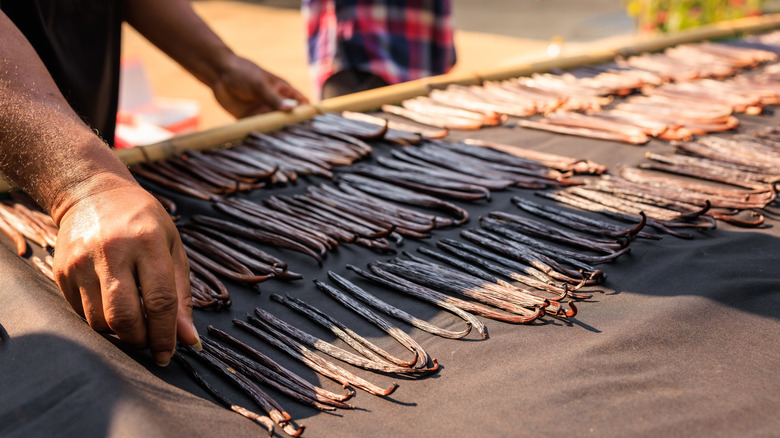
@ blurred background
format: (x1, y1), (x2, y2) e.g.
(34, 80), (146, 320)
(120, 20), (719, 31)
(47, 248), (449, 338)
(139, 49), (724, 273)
(117, 0), (780, 145)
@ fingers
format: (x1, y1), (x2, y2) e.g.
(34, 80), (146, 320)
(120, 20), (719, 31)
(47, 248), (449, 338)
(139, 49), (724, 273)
(253, 76), (284, 112)
(101, 273), (147, 348)
(278, 81), (309, 106)
(171, 236), (201, 351)
(136, 251), (179, 367)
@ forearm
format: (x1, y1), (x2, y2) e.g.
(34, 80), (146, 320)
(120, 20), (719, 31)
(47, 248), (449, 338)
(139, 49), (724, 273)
(124, 0), (235, 88)
(0, 12), (136, 225)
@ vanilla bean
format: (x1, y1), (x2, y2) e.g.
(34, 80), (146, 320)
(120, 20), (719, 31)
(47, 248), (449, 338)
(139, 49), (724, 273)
(174, 351), (275, 436)
(179, 227), (302, 281)
(270, 294), (414, 367)
(235, 318), (398, 397)
(314, 278), (439, 370)
(251, 306), (434, 375)
(182, 239), (275, 284)
(461, 229), (604, 284)
(214, 200), (330, 256)
(208, 326), (354, 403)
(479, 217), (630, 265)
(327, 271), (471, 339)
(337, 175), (468, 225)
(387, 257), (548, 312)
(365, 262), (541, 325)
(202, 338), (346, 411)
(314, 183), (440, 228)
(373, 259), (542, 320)
(336, 181), (453, 227)
(226, 198), (341, 248)
(307, 186), (435, 234)
(192, 215), (323, 265)
(261, 197), (359, 243)
(348, 166), (493, 201)
(418, 246), (569, 302)
(187, 345), (294, 427)
(188, 224), (288, 270)
(487, 210), (627, 253)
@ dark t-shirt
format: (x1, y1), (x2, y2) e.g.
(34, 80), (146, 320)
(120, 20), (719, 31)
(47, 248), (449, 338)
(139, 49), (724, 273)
(1, 0), (123, 145)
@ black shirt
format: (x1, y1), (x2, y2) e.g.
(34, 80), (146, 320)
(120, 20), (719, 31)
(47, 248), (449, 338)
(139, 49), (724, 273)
(1, 0), (124, 145)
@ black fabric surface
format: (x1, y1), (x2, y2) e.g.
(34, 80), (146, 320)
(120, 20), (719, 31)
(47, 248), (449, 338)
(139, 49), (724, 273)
(1, 109), (779, 437)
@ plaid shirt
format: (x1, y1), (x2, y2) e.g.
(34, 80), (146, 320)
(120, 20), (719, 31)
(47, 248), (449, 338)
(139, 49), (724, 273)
(303, 0), (456, 96)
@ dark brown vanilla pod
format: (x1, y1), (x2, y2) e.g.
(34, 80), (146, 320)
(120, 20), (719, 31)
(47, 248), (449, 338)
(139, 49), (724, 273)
(251, 306), (435, 375)
(201, 338), (345, 411)
(478, 217), (630, 266)
(325, 271), (472, 339)
(379, 257), (547, 314)
(314, 183), (440, 228)
(565, 186), (716, 228)
(188, 258), (230, 304)
(188, 224), (288, 270)
(487, 210), (629, 254)
(181, 238), (275, 284)
(313, 277), (439, 371)
(428, 243), (588, 300)
(461, 229), (604, 285)
(347, 165), (493, 201)
(237, 317), (399, 397)
(270, 294), (414, 367)
(364, 262), (540, 325)
(191, 215), (323, 265)
(186, 345), (301, 434)
(511, 196), (656, 240)
(174, 351), (275, 437)
(130, 163), (219, 201)
(535, 190), (700, 240)
(309, 112), (388, 139)
(224, 198), (340, 247)
(213, 201), (330, 256)
(345, 264), (488, 338)
(208, 326), (354, 402)
(306, 186), (435, 234)
(267, 195), (390, 240)
(179, 227), (302, 281)
(337, 174), (469, 225)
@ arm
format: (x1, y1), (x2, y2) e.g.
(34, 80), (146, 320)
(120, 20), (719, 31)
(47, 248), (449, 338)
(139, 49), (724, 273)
(125, 0), (309, 116)
(0, 12), (200, 366)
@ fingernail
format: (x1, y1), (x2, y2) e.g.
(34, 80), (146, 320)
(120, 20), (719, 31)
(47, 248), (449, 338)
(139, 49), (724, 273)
(154, 351), (172, 367)
(281, 98), (299, 108)
(190, 327), (203, 352)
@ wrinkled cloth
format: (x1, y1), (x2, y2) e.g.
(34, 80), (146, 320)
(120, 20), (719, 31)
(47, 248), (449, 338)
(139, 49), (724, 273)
(1, 113), (779, 437)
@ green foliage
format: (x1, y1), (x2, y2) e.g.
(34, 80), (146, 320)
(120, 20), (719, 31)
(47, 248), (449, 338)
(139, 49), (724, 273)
(623, 0), (765, 34)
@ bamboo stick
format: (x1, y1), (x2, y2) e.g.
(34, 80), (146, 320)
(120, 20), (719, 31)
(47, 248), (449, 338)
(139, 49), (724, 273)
(116, 104), (318, 166)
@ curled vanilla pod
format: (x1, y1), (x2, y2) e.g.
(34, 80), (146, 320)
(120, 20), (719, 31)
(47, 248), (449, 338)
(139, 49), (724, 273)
(174, 351), (275, 437)
(234, 317), (398, 397)
(208, 326), (355, 403)
(313, 277), (439, 371)
(270, 294), (413, 367)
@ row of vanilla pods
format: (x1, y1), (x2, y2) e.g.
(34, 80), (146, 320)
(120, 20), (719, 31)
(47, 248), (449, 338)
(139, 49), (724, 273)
(175, 186), (657, 436)
(543, 127), (779, 232)
(376, 34), (780, 143)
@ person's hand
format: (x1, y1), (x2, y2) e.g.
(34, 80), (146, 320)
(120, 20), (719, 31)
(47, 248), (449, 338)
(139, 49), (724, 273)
(211, 55), (310, 117)
(51, 177), (200, 366)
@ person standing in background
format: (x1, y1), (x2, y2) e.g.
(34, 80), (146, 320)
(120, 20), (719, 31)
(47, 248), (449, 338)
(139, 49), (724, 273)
(303, 0), (457, 99)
